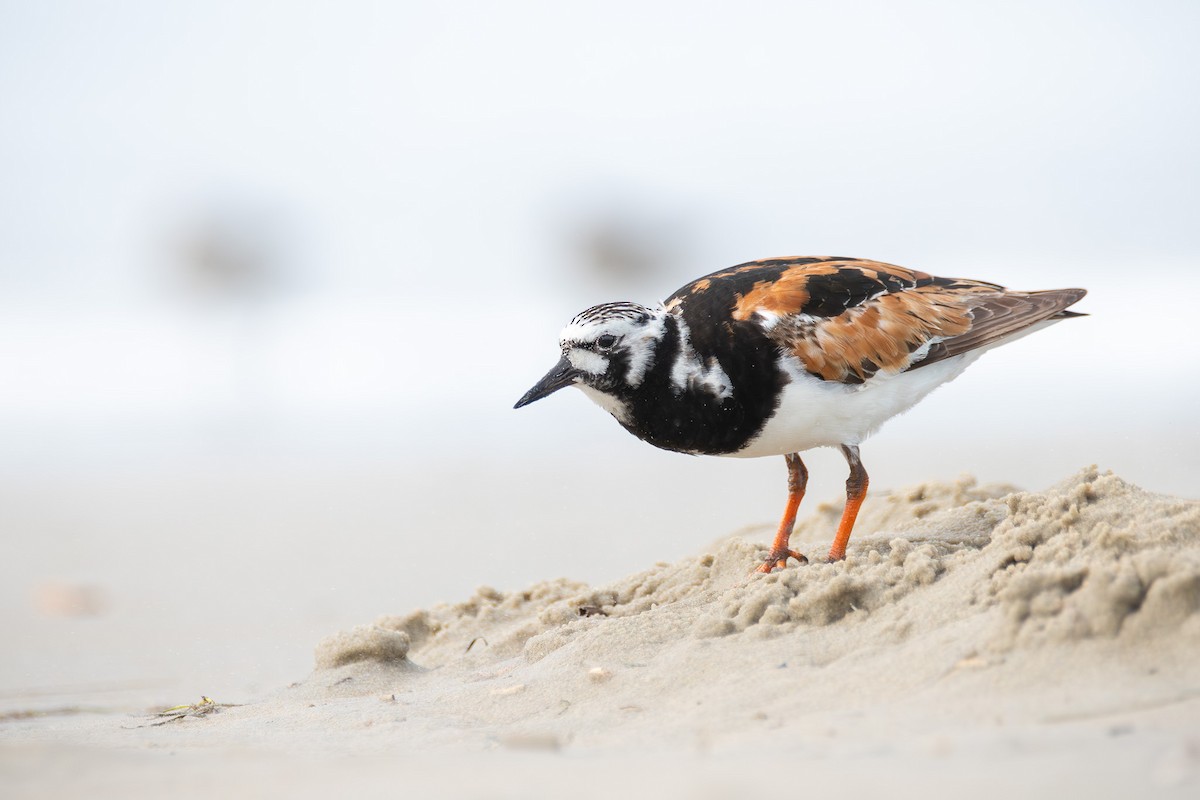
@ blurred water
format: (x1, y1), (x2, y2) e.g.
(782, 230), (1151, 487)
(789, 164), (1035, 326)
(1, 1), (1198, 702)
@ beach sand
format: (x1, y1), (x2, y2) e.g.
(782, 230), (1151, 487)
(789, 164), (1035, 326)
(3, 466), (1199, 798)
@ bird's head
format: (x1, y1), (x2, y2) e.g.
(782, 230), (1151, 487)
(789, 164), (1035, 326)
(514, 302), (666, 413)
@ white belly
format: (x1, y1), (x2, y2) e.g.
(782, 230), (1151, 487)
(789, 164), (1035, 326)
(727, 352), (981, 458)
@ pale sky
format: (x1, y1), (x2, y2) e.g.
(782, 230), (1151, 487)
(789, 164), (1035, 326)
(0, 1), (1197, 490)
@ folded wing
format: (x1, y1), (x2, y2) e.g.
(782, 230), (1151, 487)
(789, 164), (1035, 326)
(667, 256), (1086, 385)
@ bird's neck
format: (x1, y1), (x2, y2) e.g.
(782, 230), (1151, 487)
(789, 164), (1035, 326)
(609, 314), (753, 455)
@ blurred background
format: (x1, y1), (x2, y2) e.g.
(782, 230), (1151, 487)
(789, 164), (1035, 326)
(1, 1), (1198, 704)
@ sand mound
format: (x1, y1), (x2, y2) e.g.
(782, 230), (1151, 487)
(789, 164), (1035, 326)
(288, 468), (1200, 752)
(86, 465), (1191, 766)
(321, 468), (1199, 664)
(7, 468), (1198, 798)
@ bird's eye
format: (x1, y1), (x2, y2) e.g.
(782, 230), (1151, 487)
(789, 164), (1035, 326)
(595, 334), (617, 350)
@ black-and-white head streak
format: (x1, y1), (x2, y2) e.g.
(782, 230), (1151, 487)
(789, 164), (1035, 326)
(566, 301), (656, 329)
(558, 302), (666, 403)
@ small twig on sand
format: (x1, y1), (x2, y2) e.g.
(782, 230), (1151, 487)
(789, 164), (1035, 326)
(128, 696), (242, 728)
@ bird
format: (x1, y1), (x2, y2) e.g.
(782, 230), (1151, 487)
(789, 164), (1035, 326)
(514, 256), (1086, 573)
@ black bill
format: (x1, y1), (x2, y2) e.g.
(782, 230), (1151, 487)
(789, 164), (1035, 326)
(514, 356), (580, 409)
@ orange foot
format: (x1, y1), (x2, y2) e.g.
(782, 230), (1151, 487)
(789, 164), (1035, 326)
(755, 549), (808, 574)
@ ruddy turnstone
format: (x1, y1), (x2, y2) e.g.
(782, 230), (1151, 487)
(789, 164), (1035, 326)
(515, 256), (1086, 573)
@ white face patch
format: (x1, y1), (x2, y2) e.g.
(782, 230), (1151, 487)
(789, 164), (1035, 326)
(566, 348), (608, 376)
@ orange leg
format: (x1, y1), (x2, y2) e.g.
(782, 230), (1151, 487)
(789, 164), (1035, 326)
(827, 444), (868, 562)
(755, 453), (809, 573)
